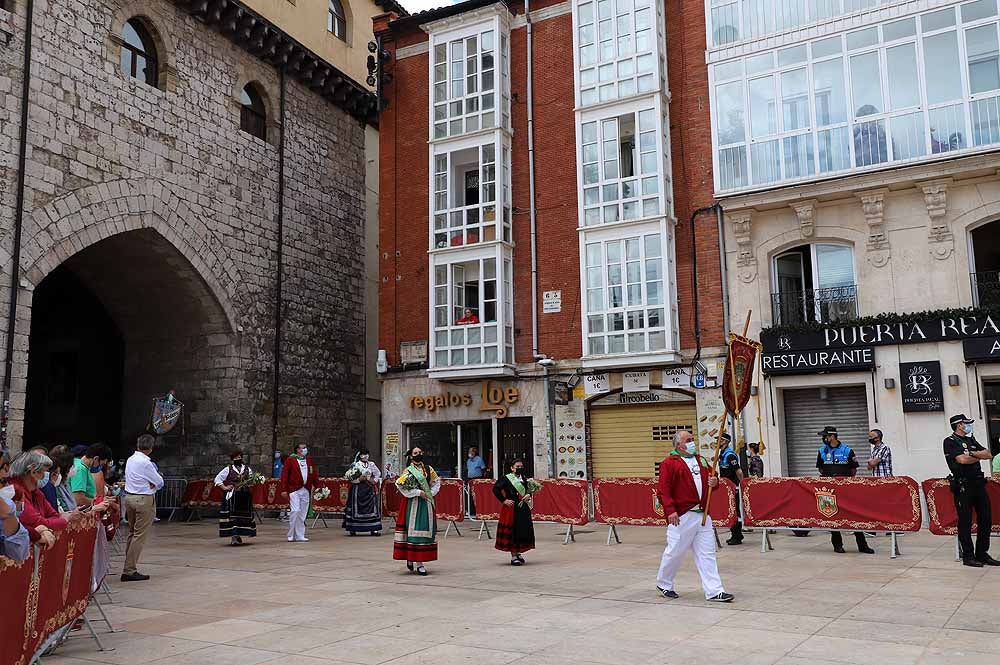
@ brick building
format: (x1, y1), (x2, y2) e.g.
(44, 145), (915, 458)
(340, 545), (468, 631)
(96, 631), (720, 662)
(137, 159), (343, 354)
(374, 0), (729, 482)
(0, 0), (376, 476)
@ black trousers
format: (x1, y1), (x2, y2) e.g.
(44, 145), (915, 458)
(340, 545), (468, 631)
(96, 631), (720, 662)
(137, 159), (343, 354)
(729, 487), (743, 542)
(954, 478), (992, 560)
(831, 531), (869, 551)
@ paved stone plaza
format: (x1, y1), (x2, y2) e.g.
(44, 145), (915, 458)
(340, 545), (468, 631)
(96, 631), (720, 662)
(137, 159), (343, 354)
(45, 519), (1000, 665)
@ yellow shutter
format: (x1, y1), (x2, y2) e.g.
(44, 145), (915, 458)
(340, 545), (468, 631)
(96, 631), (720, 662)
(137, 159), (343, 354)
(589, 403), (698, 478)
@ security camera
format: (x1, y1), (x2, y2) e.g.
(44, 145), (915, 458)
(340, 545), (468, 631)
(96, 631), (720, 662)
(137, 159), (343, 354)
(536, 358), (555, 367)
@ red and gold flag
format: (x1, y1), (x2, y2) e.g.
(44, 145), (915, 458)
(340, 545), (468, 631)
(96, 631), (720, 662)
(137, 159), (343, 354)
(722, 332), (761, 416)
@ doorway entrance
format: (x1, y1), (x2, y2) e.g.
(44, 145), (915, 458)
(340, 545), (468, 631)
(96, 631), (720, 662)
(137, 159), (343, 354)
(498, 416), (533, 478)
(983, 382), (1000, 456)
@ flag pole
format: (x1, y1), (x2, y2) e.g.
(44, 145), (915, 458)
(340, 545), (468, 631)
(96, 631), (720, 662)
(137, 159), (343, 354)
(702, 311), (753, 526)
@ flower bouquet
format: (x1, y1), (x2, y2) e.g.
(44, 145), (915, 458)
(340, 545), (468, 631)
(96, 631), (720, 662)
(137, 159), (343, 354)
(397, 473), (422, 493)
(234, 472), (266, 491)
(345, 466), (363, 482)
(520, 478), (543, 507)
(313, 487), (331, 502)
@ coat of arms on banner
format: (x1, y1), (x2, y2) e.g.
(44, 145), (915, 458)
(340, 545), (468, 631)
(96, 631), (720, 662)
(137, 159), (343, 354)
(61, 541), (75, 605)
(722, 333), (762, 415)
(652, 491), (664, 517)
(151, 390), (184, 434)
(815, 487), (838, 518)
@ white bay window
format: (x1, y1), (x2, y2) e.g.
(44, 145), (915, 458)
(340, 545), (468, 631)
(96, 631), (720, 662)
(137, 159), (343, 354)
(712, 2), (1000, 193)
(431, 136), (512, 249)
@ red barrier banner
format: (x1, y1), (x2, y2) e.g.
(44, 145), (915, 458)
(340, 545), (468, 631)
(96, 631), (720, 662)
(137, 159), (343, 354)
(471, 479), (589, 525)
(923, 477), (1000, 535)
(382, 480), (402, 518)
(593, 477), (738, 528)
(310, 478), (350, 513)
(742, 476), (922, 531)
(470, 479), (500, 521)
(0, 516), (99, 665)
(252, 478), (289, 510)
(181, 479), (223, 508)
(435, 479), (465, 522)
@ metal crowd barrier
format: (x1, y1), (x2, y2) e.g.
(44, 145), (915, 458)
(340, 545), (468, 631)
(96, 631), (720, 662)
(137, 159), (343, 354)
(155, 477), (187, 522)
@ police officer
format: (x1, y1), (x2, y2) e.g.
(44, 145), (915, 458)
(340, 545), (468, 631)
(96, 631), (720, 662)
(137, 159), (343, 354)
(816, 426), (874, 554)
(719, 433), (744, 545)
(944, 414), (1000, 567)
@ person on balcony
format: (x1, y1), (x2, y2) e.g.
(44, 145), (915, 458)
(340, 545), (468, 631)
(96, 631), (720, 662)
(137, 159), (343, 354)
(456, 308), (480, 325)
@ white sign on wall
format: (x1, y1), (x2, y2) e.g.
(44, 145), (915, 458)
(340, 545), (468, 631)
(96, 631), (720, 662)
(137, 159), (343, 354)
(584, 373), (610, 396)
(662, 367), (691, 388)
(542, 290), (562, 313)
(623, 371), (650, 393)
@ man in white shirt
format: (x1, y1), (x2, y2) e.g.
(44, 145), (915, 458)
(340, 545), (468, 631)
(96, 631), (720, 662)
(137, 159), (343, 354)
(122, 434), (164, 581)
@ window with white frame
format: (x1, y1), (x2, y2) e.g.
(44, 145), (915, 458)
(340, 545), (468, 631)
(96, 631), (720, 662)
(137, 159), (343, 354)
(581, 108), (662, 225)
(708, 0), (896, 48)
(432, 138), (512, 249)
(432, 255), (513, 368)
(713, 1), (1000, 192)
(577, 0), (659, 105)
(584, 233), (668, 356)
(772, 243), (857, 325)
(432, 29), (510, 139)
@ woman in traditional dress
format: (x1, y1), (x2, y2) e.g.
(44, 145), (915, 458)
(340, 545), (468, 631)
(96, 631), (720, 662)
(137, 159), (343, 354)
(214, 450), (257, 546)
(493, 458), (535, 565)
(343, 449), (383, 536)
(393, 447), (440, 576)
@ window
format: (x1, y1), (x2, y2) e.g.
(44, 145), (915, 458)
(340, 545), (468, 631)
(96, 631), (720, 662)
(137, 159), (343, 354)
(328, 0), (347, 41)
(712, 3), (1000, 192)
(431, 138), (511, 248)
(708, 0), (892, 48)
(120, 18), (158, 87)
(239, 84), (267, 141)
(432, 255), (513, 368)
(432, 28), (509, 139)
(581, 108), (662, 225)
(576, 0), (659, 106)
(772, 244), (857, 325)
(584, 233), (668, 356)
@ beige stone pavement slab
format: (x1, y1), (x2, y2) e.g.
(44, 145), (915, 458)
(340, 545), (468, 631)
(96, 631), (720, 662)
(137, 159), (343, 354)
(44, 520), (1000, 665)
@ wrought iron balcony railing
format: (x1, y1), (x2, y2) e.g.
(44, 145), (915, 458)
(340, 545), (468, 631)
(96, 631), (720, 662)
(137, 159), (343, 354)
(771, 285), (858, 326)
(972, 271), (1000, 308)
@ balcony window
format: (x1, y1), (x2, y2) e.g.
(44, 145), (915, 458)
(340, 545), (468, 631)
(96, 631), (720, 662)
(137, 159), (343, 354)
(576, 0), (659, 106)
(432, 28), (509, 139)
(772, 243), (857, 325)
(581, 107), (662, 226)
(432, 139), (511, 248)
(432, 255), (513, 368)
(585, 232), (668, 356)
(708, 0), (895, 48)
(972, 219), (1000, 307)
(712, 3), (1000, 192)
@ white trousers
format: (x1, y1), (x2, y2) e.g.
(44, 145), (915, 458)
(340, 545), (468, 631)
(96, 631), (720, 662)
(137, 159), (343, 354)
(288, 488), (309, 541)
(655, 511), (725, 599)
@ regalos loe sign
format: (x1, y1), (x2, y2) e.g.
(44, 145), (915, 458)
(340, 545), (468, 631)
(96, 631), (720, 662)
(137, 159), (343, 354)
(408, 381), (520, 418)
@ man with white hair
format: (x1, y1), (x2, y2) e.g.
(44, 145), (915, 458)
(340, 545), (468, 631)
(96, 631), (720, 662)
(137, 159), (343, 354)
(654, 430), (733, 602)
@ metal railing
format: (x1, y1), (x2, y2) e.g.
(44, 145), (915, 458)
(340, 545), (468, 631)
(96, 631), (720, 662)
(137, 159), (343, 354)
(155, 477), (187, 522)
(771, 285), (858, 326)
(972, 271), (1000, 308)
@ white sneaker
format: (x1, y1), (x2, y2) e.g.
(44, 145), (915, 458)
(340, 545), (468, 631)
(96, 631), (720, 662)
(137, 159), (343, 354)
(296, 537), (309, 542)
(287, 537), (294, 542)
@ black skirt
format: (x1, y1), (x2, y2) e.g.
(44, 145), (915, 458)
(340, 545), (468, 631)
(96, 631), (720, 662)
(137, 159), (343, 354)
(219, 489), (256, 538)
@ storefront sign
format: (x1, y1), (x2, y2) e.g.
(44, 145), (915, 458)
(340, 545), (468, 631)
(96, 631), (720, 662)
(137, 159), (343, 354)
(406, 381), (519, 418)
(555, 401), (587, 478)
(584, 373), (610, 396)
(592, 389), (693, 407)
(762, 313), (1000, 352)
(663, 366), (691, 388)
(695, 388), (726, 456)
(623, 371), (650, 392)
(899, 361), (944, 413)
(761, 347), (875, 376)
(400, 340), (428, 363)
(543, 290), (562, 313)
(964, 336), (1000, 363)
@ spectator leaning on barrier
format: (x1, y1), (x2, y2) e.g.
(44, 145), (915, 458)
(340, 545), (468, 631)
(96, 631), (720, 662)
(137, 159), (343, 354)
(944, 414), (1000, 568)
(867, 429), (893, 477)
(27, 446), (59, 513)
(0, 450), (31, 561)
(9, 451), (78, 550)
(48, 446), (78, 513)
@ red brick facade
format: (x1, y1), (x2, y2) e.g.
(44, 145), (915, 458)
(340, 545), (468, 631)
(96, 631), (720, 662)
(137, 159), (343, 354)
(376, 0), (722, 367)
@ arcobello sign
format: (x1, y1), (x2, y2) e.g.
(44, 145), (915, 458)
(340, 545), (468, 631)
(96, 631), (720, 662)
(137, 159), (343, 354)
(762, 347), (875, 376)
(899, 361), (944, 413)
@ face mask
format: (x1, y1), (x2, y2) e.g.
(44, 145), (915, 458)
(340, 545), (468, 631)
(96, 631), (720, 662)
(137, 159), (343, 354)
(869, 438), (878, 445)
(233, 459), (243, 465)
(684, 442), (697, 456)
(965, 424), (974, 436)
(299, 448), (308, 456)
(0, 485), (14, 502)
(67, 465), (78, 480)
(90, 464), (103, 474)
(514, 468), (524, 476)
(274, 452), (281, 459)
(38, 472), (50, 489)
(411, 454), (423, 463)
(52, 474), (62, 487)
(361, 455), (370, 462)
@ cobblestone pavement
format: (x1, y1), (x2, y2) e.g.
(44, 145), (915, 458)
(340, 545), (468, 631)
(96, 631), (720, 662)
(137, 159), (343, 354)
(41, 518), (1000, 665)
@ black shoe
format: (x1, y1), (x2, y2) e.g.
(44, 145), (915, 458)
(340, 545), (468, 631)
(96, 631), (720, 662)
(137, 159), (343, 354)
(963, 557), (985, 568)
(373, 532), (381, 536)
(657, 587), (679, 599)
(120, 573), (150, 582)
(858, 546), (875, 555)
(977, 555), (1000, 566)
(707, 592), (735, 603)
(406, 561), (414, 572)
(511, 558), (523, 566)
(833, 545), (846, 554)
(726, 538), (743, 545)
(416, 565), (428, 576)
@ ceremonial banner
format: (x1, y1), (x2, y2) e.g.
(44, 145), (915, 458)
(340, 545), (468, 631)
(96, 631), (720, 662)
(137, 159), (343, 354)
(722, 333), (761, 415)
(150, 393), (183, 435)
(381, 480), (402, 518)
(470, 479), (500, 521)
(923, 477), (1000, 535)
(593, 477), (738, 528)
(251, 478), (289, 510)
(434, 479), (465, 522)
(742, 476), (922, 531)
(312, 478), (351, 513)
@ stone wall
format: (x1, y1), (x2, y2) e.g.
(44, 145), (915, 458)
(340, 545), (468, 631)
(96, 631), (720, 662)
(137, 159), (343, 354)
(0, 0), (368, 476)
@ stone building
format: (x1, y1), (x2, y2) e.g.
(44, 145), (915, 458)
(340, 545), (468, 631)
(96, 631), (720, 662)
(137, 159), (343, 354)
(709, 0), (1000, 481)
(0, 0), (377, 475)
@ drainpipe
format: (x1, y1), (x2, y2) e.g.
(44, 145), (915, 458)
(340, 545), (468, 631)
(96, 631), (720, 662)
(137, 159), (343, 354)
(525, 0), (539, 358)
(716, 204), (730, 339)
(3, 0), (36, 452)
(271, 68), (286, 458)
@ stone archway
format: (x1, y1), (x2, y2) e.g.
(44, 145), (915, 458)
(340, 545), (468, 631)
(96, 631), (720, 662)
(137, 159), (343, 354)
(14, 180), (262, 474)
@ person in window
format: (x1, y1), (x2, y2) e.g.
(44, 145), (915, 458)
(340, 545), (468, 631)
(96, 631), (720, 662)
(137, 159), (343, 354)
(852, 105), (887, 167)
(816, 426), (874, 555)
(456, 308), (480, 325)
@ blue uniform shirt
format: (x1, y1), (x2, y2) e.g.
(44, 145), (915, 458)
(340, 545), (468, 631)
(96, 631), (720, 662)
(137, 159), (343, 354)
(466, 455), (486, 479)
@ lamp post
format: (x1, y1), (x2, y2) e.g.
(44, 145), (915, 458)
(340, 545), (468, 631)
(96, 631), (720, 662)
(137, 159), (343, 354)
(536, 355), (556, 477)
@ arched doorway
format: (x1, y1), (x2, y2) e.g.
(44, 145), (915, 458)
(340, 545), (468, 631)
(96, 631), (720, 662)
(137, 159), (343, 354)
(22, 228), (241, 470)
